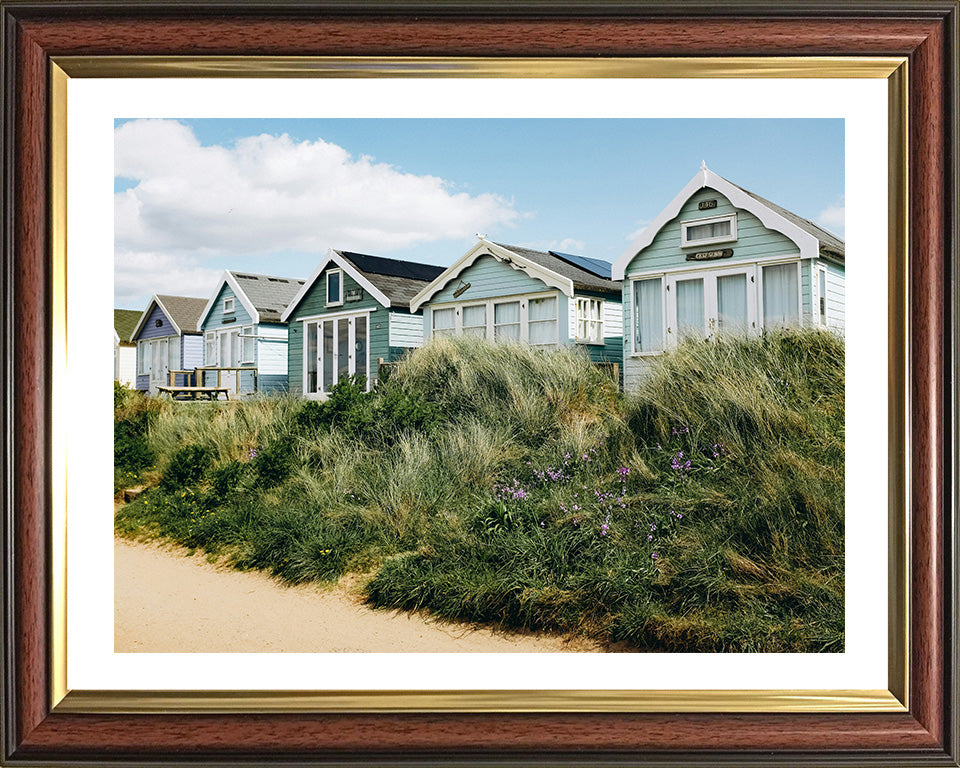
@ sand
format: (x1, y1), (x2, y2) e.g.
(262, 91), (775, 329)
(115, 538), (605, 653)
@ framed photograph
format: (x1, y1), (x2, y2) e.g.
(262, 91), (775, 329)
(2, 1), (957, 765)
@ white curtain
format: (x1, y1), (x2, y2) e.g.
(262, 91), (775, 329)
(432, 307), (456, 336)
(762, 263), (799, 327)
(676, 278), (705, 338)
(462, 304), (486, 337)
(717, 273), (748, 332)
(306, 322), (318, 393)
(494, 301), (521, 339)
(633, 278), (662, 352)
(528, 297), (557, 345)
(687, 219), (730, 242)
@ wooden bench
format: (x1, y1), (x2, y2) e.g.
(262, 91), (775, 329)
(156, 385), (230, 401)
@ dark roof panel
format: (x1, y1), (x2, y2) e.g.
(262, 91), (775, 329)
(548, 250), (613, 279)
(334, 250), (445, 307)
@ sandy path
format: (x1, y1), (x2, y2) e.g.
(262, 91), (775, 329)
(115, 538), (604, 653)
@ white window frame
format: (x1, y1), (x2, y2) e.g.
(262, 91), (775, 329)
(223, 296), (235, 314)
(629, 276), (667, 357)
(301, 310), (372, 398)
(240, 325), (256, 364)
(817, 265), (828, 326)
(666, 264), (759, 346)
(758, 259), (804, 330)
(137, 340), (152, 375)
(428, 291), (559, 347)
(205, 332), (217, 367)
(680, 212), (738, 248)
(326, 269), (344, 307)
(574, 297), (604, 345)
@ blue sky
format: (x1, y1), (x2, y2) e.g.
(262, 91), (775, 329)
(114, 117), (843, 309)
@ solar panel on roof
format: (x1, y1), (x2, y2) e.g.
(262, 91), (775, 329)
(339, 251), (445, 283)
(548, 251), (613, 279)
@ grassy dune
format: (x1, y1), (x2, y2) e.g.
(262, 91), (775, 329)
(115, 330), (844, 652)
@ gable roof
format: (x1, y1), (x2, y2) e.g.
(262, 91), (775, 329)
(199, 270), (305, 328)
(409, 239), (620, 313)
(114, 309), (141, 345)
(281, 249), (446, 321)
(131, 294), (207, 339)
(612, 165), (845, 280)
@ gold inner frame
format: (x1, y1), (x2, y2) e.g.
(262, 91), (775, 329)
(49, 56), (909, 714)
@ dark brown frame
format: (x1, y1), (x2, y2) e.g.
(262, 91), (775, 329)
(2, 2), (957, 765)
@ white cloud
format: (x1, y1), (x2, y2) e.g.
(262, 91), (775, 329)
(625, 219), (652, 241)
(815, 196), (845, 236)
(114, 119), (523, 289)
(513, 237), (587, 254)
(114, 250), (221, 308)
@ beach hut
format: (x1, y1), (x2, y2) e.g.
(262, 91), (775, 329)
(197, 270), (305, 395)
(611, 164), (845, 390)
(281, 249), (444, 397)
(410, 237), (623, 366)
(131, 294), (207, 394)
(113, 308), (140, 387)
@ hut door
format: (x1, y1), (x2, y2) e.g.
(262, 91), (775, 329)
(149, 338), (168, 394)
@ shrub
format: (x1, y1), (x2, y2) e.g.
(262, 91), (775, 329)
(160, 444), (211, 492)
(252, 440), (295, 488)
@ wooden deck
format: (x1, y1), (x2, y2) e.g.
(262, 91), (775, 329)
(156, 385), (230, 401)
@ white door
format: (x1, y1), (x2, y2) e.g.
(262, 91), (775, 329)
(148, 338), (168, 394)
(666, 265), (757, 347)
(304, 314), (369, 396)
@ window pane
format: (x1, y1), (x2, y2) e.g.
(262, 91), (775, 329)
(322, 320), (334, 392)
(205, 333), (216, 367)
(306, 322), (318, 393)
(242, 328), (255, 363)
(717, 273), (748, 333)
(337, 318), (350, 382)
(168, 337), (180, 377)
(687, 219), (731, 242)
(819, 270), (827, 323)
(355, 315), (367, 383)
(219, 332), (230, 367)
(327, 271), (341, 303)
(762, 263), (799, 327)
(528, 297), (557, 346)
(633, 278), (663, 353)
(494, 301), (521, 339)
(231, 330), (241, 366)
(676, 278), (705, 339)
(432, 307), (456, 336)
(462, 305), (486, 337)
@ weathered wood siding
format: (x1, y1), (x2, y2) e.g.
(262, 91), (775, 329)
(287, 265), (389, 396)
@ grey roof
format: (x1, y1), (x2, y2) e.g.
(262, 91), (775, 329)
(335, 250), (445, 308)
(231, 272), (306, 323)
(728, 181), (845, 261)
(156, 295), (207, 334)
(114, 309), (141, 345)
(493, 243), (621, 293)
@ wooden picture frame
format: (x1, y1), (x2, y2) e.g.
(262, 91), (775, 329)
(2, 1), (957, 764)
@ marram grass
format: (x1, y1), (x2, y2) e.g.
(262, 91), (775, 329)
(115, 330), (844, 652)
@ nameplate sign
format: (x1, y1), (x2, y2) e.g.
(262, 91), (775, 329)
(698, 199), (718, 210)
(345, 288), (364, 302)
(686, 248), (734, 262)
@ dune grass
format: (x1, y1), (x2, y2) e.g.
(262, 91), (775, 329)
(115, 330), (844, 652)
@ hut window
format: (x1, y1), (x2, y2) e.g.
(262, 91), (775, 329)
(575, 298), (603, 344)
(432, 307), (456, 337)
(762, 263), (800, 328)
(461, 305), (486, 337)
(632, 278), (663, 354)
(138, 340), (152, 374)
(681, 213), (737, 248)
(205, 332), (217, 366)
(326, 269), (343, 306)
(528, 296), (558, 346)
(494, 301), (521, 339)
(241, 326), (255, 363)
(818, 267), (828, 325)
(223, 297), (235, 314)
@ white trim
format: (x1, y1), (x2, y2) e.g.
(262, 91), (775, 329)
(295, 306), (376, 324)
(624, 252), (801, 281)
(301, 312), (372, 397)
(197, 271), (262, 330)
(680, 212), (738, 248)
(281, 249), (392, 322)
(573, 297), (605, 345)
(223, 296), (235, 314)
(240, 325), (255, 364)
(612, 166), (821, 280)
(409, 238), (575, 313)
(325, 268), (344, 307)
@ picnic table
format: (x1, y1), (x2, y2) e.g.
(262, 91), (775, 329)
(156, 385), (230, 401)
